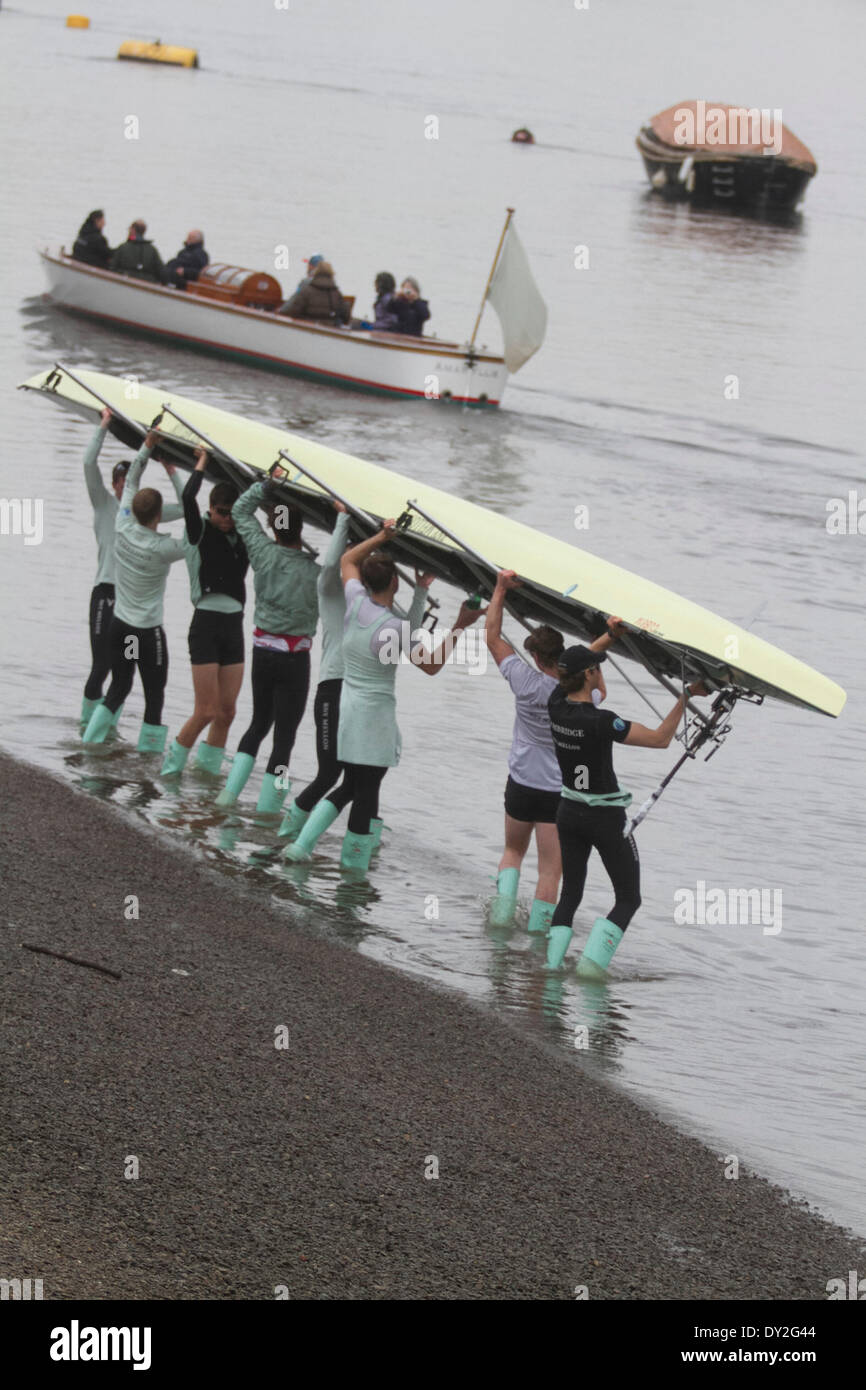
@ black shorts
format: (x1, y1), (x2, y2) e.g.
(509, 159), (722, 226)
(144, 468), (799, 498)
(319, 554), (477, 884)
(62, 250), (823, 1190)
(504, 775), (560, 824)
(188, 609), (245, 667)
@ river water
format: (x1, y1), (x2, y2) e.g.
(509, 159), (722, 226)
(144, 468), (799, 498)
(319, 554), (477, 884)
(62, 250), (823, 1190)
(2, 0), (865, 1240)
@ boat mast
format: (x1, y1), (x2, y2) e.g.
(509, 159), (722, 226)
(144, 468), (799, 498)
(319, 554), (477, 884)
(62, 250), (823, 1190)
(468, 207), (514, 353)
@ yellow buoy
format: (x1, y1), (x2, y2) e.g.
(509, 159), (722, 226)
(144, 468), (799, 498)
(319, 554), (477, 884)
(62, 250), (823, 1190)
(117, 40), (199, 69)
(66, 15), (90, 27)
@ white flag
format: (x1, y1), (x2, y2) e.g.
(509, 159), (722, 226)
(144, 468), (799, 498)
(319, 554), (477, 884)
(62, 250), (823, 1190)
(486, 224), (547, 373)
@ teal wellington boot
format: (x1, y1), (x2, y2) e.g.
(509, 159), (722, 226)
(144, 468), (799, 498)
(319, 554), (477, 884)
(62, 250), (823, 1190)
(82, 701), (115, 745)
(528, 899), (556, 935)
(195, 742), (225, 775)
(80, 696), (101, 732)
(137, 722), (168, 754)
(284, 799), (340, 862)
(489, 867), (519, 927)
(340, 829), (375, 873)
(369, 817), (385, 855)
(108, 702), (125, 732)
(215, 751), (255, 807)
(161, 738), (191, 777)
(256, 773), (289, 815)
(546, 925), (573, 969)
(278, 800), (309, 841)
(576, 917), (624, 980)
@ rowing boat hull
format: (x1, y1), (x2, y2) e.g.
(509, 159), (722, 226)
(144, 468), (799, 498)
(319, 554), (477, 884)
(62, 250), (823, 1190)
(19, 366), (846, 719)
(38, 252), (508, 407)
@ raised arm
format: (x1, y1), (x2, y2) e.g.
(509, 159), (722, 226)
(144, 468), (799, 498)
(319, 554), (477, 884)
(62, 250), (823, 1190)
(485, 570), (518, 668)
(82, 410), (111, 509)
(119, 429), (157, 513)
(181, 448), (208, 544)
(414, 597), (484, 676)
(340, 521), (395, 585)
(624, 682), (708, 749)
(320, 504), (351, 590)
(231, 480), (272, 566)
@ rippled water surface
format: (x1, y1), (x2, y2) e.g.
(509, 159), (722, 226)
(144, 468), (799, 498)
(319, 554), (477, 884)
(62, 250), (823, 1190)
(1, 0), (865, 1236)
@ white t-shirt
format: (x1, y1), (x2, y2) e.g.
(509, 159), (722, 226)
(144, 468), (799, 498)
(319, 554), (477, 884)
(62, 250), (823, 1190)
(499, 653), (561, 793)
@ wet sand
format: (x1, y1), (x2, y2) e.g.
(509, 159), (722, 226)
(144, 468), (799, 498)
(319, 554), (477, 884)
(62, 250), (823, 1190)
(0, 750), (861, 1300)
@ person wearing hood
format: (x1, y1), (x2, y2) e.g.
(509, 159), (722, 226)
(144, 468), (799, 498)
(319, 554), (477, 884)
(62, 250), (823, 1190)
(165, 230), (209, 289)
(110, 220), (166, 283)
(72, 210), (111, 269)
(279, 261), (350, 324)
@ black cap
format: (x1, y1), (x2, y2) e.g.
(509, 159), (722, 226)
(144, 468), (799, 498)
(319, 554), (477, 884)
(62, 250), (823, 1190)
(111, 461), (131, 483)
(557, 645), (605, 675)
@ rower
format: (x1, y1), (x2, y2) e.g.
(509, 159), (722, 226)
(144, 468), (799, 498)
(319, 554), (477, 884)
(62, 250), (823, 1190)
(546, 642), (708, 977)
(286, 521), (482, 871)
(216, 479), (320, 813)
(81, 427), (187, 751)
(279, 500), (351, 844)
(484, 570), (621, 933)
(160, 446), (249, 779)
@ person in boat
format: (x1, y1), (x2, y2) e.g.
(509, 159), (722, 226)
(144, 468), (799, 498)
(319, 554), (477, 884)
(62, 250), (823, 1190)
(390, 277), (430, 336)
(286, 522), (483, 871)
(546, 643), (708, 978)
(294, 253), (324, 292)
(216, 480), (320, 813)
(278, 261), (350, 325)
(278, 500), (351, 844)
(164, 230), (209, 289)
(80, 409), (184, 735)
(160, 447), (250, 780)
(72, 210), (111, 269)
(81, 428), (187, 752)
(484, 570), (618, 934)
(110, 220), (166, 283)
(372, 272), (400, 329)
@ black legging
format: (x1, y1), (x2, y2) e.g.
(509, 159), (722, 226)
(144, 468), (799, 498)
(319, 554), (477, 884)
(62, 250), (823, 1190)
(552, 799), (641, 931)
(102, 616), (169, 725)
(84, 583), (115, 699)
(325, 762), (387, 835)
(295, 679), (344, 812)
(238, 646), (310, 775)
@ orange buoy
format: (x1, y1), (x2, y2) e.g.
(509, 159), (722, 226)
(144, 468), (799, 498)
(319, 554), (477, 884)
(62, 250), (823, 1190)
(66, 15), (91, 27)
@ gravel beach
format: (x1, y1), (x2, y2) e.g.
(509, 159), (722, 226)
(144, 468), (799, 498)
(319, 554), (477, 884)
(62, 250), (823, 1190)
(0, 751), (861, 1301)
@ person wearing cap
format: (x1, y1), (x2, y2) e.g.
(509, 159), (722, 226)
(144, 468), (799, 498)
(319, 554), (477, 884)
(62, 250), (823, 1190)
(483, 570), (618, 934)
(279, 260), (350, 325)
(80, 408), (183, 733)
(294, 253), (324, 293)
(546, 640), (708, 977)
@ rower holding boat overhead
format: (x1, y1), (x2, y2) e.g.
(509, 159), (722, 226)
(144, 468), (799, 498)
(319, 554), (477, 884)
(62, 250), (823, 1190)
(81, 427), (188, 753)
(160, 446), (249, 780)
(546, 644), (708, 978)
(279, 500), (351, 845)
(286, 521), (483, 871)
(484, 570), (619, 935)
(216, 479), (320, 814)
